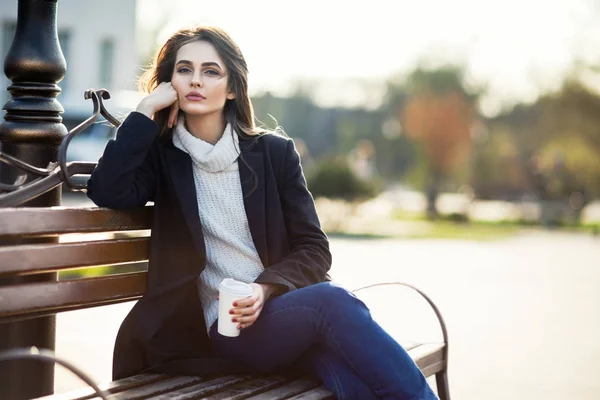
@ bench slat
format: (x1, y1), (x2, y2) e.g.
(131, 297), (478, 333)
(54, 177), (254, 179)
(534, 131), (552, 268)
(150, 375), (254, 400)
(421, 360), (446, 378)
(409, 343), (446, 374)
(0, 272), (146, 322)
(34, 374), (169, 400)
(110, 376), (204, 399)
(0, 238), (149, 276)
(285, 387), (334, 399)
(401, 342), (421, 352)
(203, 376), (291, 400)
(0, 207), (152, 237)
(245, 377), (321, 399)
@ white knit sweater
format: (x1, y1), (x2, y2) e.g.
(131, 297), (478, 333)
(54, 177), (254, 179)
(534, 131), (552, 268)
(172, 119), (265, 332)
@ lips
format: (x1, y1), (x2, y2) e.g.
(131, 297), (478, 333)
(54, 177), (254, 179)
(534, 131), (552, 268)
(186, 92), (206, 101)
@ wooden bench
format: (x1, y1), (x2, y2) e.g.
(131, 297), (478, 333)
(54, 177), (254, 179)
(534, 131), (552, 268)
(0, 205), (450, 399)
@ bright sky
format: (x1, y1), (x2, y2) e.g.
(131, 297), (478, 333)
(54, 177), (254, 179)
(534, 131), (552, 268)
(137, 0), (600, 116)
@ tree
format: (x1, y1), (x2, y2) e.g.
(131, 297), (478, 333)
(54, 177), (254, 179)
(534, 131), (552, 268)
(399, 66), (478, 217)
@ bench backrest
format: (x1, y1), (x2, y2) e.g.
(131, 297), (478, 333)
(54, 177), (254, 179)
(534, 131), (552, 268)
(0, 206), (153, 323)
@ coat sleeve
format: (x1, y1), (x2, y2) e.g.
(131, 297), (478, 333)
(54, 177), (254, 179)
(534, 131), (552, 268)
(254, 138), (332, 292)
(86, 111), (160, 209)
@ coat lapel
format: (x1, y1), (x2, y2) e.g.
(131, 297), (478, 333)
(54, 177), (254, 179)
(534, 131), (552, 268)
(164, 145), (207, 260)
(238, 140), (268, 267)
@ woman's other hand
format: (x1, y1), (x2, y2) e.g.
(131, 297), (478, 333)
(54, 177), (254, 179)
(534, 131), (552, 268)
(136, 82), (179, 126)
(230, 283), (278, 330)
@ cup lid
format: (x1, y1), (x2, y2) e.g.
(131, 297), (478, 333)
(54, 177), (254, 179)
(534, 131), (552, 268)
(219, 278), (253, 296)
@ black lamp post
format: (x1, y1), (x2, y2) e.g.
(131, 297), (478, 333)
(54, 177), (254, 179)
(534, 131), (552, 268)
(0, 0), (66, 398)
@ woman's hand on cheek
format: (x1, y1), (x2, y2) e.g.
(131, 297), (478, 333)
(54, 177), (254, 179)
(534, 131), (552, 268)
(230, 283), (267, 330)
(136, 81), (178, 119)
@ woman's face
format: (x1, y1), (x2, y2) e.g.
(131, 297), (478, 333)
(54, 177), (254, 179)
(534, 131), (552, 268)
(171, 40), (235, 117)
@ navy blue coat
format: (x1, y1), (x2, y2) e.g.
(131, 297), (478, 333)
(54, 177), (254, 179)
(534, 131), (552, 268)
(87, 112), (332, 380)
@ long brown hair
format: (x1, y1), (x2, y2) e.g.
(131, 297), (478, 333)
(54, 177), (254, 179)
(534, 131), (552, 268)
(138, 26), (259, 138)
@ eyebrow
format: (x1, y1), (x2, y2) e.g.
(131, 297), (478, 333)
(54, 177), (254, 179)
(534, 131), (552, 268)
(175, 60), (222, 69)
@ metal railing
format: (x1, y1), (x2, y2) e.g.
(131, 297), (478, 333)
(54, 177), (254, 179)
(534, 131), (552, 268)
(0, 89), (120, 206)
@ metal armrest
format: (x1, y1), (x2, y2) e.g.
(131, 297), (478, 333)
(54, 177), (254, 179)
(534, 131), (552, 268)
(352, 282), (449, 359)
(0, 347), (108, 399)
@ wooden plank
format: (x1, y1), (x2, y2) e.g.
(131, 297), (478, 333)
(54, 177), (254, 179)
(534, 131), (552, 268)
(245, 377), (321, 399)
(109, 376), (204, 399)
(0, 238), (149, 276)
(150, 375), (254, 400)
(35, 374), (168, 400)
(402, 342), (421, 352)
(0, 206), (153, 237)
(0, 272), (146, 322)
(285, 387), (334, 400)
(203, 376), (291, 400)
(407, 343), (446, 376)
(420, 360), (446, 378)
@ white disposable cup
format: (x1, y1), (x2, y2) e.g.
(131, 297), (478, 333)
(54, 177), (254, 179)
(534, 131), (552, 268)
(218, 278), (253, 337)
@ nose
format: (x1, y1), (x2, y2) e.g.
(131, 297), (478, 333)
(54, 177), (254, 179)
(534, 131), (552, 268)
(191, 74), (203, 88)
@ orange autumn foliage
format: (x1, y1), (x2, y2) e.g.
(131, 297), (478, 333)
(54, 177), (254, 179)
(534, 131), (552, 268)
(401, 90), (474, 172)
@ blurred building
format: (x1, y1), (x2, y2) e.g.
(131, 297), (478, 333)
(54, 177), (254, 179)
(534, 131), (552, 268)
(0, 0), (143, 161)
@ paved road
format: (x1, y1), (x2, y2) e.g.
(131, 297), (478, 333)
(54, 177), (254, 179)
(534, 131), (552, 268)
(54, 231), (600, 399)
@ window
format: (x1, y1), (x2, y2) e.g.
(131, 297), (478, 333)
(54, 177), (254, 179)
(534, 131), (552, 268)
(99, 38), (114, 89)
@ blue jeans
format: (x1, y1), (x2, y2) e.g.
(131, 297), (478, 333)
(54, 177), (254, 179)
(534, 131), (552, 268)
(209, 282), (438, 400)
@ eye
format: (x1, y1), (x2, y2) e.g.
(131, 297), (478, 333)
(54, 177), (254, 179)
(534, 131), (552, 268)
(177, 67), (192, 73)
(204, 69), (221, 76)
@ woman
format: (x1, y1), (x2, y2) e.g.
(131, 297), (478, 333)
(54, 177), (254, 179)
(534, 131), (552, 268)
(87, 26), (438, 400)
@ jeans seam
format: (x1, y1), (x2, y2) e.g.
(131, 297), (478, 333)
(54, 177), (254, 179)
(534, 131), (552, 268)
(267, 303), (379, 396)
(304, 302), (382, 396)
(316, 353), (346, 400)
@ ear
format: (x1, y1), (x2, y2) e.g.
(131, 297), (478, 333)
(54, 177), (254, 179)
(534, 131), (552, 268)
(226, 91), (236, 100)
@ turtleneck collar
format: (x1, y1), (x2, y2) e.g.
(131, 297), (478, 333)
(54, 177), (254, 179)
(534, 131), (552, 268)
(172, 116), (240, 173)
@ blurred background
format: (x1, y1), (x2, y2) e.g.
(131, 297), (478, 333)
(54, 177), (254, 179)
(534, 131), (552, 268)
(2, 0), (599, 231)
(1, 0), (599, 399)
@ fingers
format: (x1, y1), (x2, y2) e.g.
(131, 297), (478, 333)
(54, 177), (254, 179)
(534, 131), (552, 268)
(235, 313), (258, 330)
(233, 313), (258, 324)
(143, 81), (178, 119)
(167, 99), (179, 129)
(238, 321), (254, 330)
(227, 284), (267, 330)
(231, 299), (262, 318)
(231, 298), (263, 330)
(233, 294), (257, 308)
